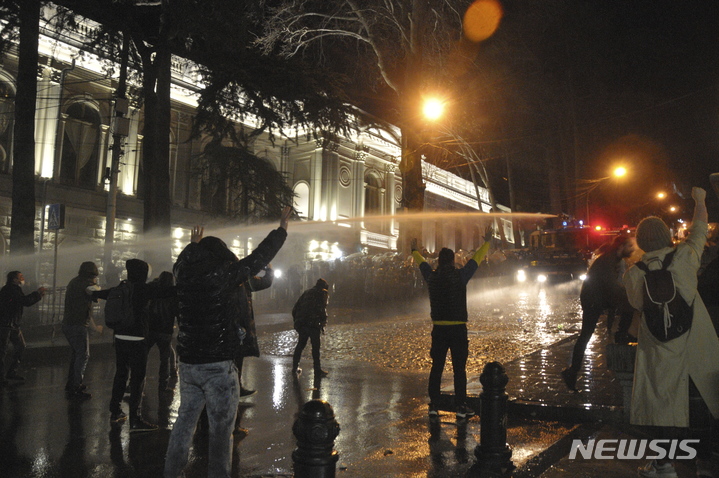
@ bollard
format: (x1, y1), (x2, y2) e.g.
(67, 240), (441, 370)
(292, 399), (340, 478)
(468, 362), (514, 477)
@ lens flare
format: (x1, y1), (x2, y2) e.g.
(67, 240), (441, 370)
(463, 0), (503, 43)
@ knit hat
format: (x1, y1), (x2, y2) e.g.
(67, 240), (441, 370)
(636, 216), (673, 252)
(315, 278), (329, 290)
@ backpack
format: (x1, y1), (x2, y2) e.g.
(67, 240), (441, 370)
(292, 288), (325, 329)
(104, 281), (135, 330)
(635, 250), (693, 342)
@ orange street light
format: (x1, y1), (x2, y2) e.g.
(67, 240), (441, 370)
(657, 192), (667, 199)
(422, 98), (445, 121)
(613, 166), (627, 178)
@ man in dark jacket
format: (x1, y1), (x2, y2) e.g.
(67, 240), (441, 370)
(561, 233), (636, 391)
(235, 265), (274, 398)
(291, 278), (330, 377)
(412, 229), (491, 420)
(62, 262), (103, 398)
(0, 271), (46, 384)
(95, 259), (175, 430)
(164, 207), (290, 478)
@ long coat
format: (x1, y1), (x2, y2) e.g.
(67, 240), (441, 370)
(624, 220), (719, 427)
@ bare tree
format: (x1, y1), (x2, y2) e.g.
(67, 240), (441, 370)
(257, 0), (472, 217)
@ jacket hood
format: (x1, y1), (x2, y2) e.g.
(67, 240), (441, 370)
(78, 261), (99, 278)
(126, 259), (149, 283)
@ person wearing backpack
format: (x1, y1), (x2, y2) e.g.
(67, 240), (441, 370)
(62, 261), (103, 399)
(94, 258), (176, 431)
(164, 207), (290, 478)
(625, 187), (719, 478)
(291, 278), (330, 377)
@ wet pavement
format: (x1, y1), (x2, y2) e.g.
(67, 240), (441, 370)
(2, 280), (714, 477)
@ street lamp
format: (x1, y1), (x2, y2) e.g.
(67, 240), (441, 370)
(422, 97), (445, 122)
(584, 166), (628, 226)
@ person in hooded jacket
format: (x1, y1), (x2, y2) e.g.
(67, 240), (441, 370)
(94, 259), (176, 431)
(0, 271), (46, 384)
(291, 278), (330, 377)
(62, 261), (103, 398)
(164, 207), (290, 478)
(147, 271), (179, 392)
(235, 264), (274, 398)
(411, 228), (492, 420)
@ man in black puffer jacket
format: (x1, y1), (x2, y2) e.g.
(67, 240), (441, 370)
(412, 228), (491, 421)
(164, 207), (290, 478)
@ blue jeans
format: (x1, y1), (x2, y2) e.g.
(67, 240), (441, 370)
(164, 360), (240, 478)
(62, 324), (89, 390)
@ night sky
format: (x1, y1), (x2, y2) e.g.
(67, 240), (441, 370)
(470, 0), (719, 225)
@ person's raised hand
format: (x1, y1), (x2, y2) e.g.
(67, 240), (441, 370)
(280, 206), (292, 231)
(191, 226), (204, 243)
(692, 187), (707, 203)
(483, 226), (494, 244)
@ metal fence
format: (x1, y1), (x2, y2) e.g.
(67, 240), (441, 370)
(33, 287), (104, 326)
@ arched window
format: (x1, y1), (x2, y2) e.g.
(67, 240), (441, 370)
(293, 182), (310, 219)
(59, 101), (101, 188)
(364, 172), (383, 216)
(0, 78), (15, 174)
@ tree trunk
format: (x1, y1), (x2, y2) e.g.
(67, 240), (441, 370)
(10, 0), (40, 267)
(140, 43), (173, 271)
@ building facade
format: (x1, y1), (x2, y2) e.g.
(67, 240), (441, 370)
(0, 5), (511, 294)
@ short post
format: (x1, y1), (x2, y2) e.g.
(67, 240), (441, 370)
(606, 342), (637, 421)
(292, 399), (340, 478)
(468, 362), (514, 477)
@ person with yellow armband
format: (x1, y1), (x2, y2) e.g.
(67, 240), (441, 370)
(411, 227), (492, 420)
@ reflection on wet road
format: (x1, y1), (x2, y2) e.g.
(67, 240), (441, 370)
(0, 279), (584, 477)
(261, 280), (583, 377)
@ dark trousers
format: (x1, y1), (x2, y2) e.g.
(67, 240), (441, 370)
(0, 327), (25, 377)
(293, 326), (322, 371)
(428, 324), (469, 405)
(110, 338), (148, 420)
(62, 324), (89, 390)
(146, 332), (175, 389)
(569, 292), (633, 372)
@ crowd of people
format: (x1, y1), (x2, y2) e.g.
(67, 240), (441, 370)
(1, 179), (719, 477)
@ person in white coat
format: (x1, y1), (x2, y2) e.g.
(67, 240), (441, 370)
(624, 187), (719, 478)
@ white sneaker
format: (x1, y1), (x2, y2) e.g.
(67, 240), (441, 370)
(638, 460), (678, 478)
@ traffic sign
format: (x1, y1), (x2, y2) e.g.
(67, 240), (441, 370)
(48, 204), (65, 230)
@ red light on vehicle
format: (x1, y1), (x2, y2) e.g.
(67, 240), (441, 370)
(594, 225), (603, 231)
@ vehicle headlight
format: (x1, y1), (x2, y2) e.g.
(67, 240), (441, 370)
(537, 274), (548, 283)
(516, 270), (527, 282)
(579, 274), (587, 281)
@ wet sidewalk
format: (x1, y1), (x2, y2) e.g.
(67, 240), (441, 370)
(2, 325), (708, 477)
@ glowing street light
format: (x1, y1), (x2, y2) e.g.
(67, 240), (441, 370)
(422, 98), (445, 121)
(585, 165), (628, 225)
(657, 192), (667, 199)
